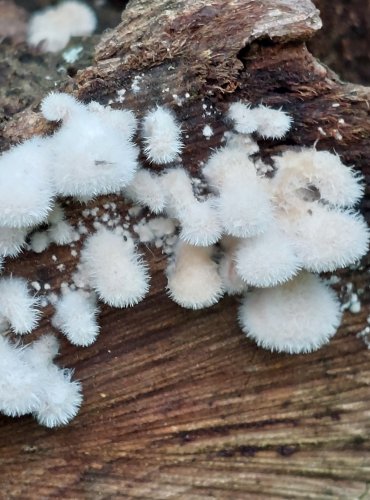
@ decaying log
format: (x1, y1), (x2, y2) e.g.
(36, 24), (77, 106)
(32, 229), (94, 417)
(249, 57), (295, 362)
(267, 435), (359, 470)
(1, 0), (370, 498)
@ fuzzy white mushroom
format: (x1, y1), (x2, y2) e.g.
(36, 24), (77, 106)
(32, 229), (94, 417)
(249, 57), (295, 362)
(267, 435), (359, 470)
(28, 1), (97, 53)
(34, 366), (83, 428)
(142, 106), (182, 164)
(124, 169), (166, 213)
(30, 231), (50, 253)
(273, 147), (364, 208)
(0, 227), (28, 258)
(81, 228), (149, 307)
(203, 146), (253, 191)
(203, 146), (274, 237)
(179, 198), (222, 246)
(228, 102), (258, 134)
(53, 291), (99, 346)
(161, 168), (222, 246)
(234, 227), (301, 287)
(253, 104), (292, 139)
(48, 220), (77, 245)
(161, 167), (194, 213)
(46, 202), (77, 245)
(166, 242), (223, 309)
(281, 206), (369, 272)
(239, 273), (342, 353)
(0, 138), (55, 228)
(41, 91), (85, 122)
(0, 277), (40, 335)
(41, 93), (139, 199)
(217, 174), (273, 238)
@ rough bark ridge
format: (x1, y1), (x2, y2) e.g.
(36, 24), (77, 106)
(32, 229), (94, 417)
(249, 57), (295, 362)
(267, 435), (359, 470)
(1, 0), (370, 498)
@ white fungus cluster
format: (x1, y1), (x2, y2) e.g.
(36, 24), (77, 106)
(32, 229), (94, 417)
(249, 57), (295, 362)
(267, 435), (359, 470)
(41, 93), (138, 198)
(0, 92), (368, 426)
(196, 103), (367, 353)
(27, 1), (97, 53)
(0, 92), (143, 426)
(124, 100), (367, 353)
(228, 101), (292, 138)
(0, 334), (82, 427)
(0, 91), (138, 269)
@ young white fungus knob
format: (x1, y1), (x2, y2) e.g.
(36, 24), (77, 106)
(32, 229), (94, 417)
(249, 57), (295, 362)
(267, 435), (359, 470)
(30, 231), (50, 253)
(142, 107), (182, 164)
(81, 228), (150, 308)
(53, 291), (100, 346)
(161, 168), (194, 213)
(34, 366), (83, 428)
(239, 273), (342, 353)
(0, 277), (40, 335)
(167, 242), (223, 309)
(203, 146), (255, 191)
(253, 105), (292, 139)
(228, 102), (258, 134)
(179, 198), (222, 246)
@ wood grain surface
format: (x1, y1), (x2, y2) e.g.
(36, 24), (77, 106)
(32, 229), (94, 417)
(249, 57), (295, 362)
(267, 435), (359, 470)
(1, 0), (370, 498)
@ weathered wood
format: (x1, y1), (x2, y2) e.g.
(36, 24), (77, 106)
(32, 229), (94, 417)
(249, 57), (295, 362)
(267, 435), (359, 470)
(0, 0), (370, 498)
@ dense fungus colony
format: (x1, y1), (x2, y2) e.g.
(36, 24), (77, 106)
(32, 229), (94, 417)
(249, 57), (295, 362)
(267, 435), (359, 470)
(0, 93), (368, 427)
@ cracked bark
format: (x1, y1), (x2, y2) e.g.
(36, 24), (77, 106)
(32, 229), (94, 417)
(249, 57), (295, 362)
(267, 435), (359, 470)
(1, 0), (370, 498)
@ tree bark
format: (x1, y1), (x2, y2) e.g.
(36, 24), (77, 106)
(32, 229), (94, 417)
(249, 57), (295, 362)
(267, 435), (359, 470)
(1, 0), (370, 498)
